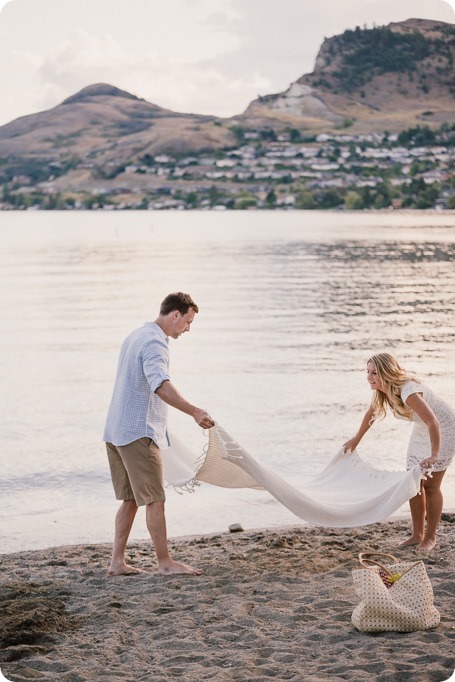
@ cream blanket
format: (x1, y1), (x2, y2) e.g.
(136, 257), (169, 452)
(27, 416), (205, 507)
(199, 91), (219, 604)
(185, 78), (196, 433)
(162, 424), (425, 528)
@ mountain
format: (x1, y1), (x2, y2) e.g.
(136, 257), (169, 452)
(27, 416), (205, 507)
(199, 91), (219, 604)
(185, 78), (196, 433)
(241, 19), (455, 132)
(0, 18), (453, 180)
(0, 83), (234, 169)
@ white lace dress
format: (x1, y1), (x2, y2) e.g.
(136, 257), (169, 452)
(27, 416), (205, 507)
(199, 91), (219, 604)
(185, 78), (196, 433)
(399, 380), (455, 472)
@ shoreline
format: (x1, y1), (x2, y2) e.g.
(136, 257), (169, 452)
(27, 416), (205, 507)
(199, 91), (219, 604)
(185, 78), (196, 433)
(1, 518), (454, 681)
(4, 507), (455, 558)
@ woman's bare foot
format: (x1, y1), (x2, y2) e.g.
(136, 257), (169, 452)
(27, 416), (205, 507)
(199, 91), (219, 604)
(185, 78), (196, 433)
(416, 538), (436, 552)
(397, 535), (423, 547)
(108, 562), (145, 576)
(157, 558), (202, 576)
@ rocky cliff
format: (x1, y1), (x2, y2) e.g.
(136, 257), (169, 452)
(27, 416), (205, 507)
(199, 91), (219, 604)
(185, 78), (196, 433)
(241, 19), (454, 132)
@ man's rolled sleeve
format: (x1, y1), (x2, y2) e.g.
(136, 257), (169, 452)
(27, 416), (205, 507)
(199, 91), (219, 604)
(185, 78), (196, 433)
(142, 339), (170, 393)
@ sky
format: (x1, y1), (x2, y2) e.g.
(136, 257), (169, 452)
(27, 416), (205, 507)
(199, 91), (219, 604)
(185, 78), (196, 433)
(0, 0), (454, 126)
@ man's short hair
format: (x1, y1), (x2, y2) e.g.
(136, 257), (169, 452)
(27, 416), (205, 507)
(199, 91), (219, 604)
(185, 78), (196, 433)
(159, 292), (199, 316)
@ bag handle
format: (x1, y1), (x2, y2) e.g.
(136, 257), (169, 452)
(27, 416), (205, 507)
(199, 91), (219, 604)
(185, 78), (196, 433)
(358, 552), (399, 579)
(358, 552), (423, 587)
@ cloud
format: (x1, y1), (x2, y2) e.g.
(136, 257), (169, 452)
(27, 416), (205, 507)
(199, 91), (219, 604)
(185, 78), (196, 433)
(0, 0), (251, 123)
(31, 29), (271, 117)
(0, 0), (453, 125)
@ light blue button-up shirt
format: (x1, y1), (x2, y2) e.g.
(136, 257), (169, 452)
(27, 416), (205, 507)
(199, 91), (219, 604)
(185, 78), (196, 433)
(103, 321), (170, 447)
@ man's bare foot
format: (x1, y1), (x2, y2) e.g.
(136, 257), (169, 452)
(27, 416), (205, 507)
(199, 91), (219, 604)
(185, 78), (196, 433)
(157, 558), (202, 576)
(397, 536), (423, 547)
(108, 562), (145, 576)
(416, 538), (436, 552)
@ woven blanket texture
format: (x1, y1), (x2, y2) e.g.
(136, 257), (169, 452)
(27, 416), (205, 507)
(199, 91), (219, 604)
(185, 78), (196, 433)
(162, 424), (424, 528)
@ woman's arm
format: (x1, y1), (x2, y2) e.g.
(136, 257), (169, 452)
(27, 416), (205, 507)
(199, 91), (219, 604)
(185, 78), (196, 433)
(405, 392), (441, 467)
(343, 405), (375, 453)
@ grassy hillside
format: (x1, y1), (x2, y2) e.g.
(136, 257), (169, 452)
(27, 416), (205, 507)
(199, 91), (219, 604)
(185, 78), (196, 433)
(0, 84), (235, 170)
(313, 21), (454, 94)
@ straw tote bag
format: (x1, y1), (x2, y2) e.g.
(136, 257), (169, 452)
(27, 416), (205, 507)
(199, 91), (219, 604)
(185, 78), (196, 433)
(351, 552), (440, 632)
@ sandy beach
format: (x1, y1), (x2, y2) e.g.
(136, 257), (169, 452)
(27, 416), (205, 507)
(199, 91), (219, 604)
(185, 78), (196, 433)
(1, 517), (454, 682)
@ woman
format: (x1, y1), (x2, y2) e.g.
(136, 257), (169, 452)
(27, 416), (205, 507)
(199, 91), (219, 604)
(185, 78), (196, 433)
(344, 353), (454, 552)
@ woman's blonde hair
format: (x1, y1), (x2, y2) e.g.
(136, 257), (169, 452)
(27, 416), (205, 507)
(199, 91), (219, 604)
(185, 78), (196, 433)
(368, 353), (419, 422)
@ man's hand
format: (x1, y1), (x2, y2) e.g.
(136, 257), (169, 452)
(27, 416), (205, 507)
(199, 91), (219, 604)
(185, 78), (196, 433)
(193, 408), (215, 429)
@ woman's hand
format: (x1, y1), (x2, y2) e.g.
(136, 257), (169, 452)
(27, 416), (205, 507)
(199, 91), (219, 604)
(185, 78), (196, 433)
(343, 437), (360, 454)
(343, 406), (374, 455)
(419, 454), (439, 469)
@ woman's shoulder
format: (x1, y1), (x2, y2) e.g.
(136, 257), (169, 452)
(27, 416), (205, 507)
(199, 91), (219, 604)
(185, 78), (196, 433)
(400, 379), (424, 401)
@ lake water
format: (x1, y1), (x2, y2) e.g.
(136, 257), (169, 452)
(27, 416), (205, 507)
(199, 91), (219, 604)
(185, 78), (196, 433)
(1, 210), (454, 554)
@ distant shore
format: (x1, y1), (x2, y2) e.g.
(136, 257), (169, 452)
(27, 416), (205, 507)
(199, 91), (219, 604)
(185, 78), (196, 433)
(1, 517), (454, 681)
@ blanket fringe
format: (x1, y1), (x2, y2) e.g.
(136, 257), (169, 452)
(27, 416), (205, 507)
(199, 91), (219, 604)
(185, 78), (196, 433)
(166, 479), (201, 495)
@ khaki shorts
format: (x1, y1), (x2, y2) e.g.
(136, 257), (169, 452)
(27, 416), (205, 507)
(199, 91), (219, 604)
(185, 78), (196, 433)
(106, 437), (165, 506)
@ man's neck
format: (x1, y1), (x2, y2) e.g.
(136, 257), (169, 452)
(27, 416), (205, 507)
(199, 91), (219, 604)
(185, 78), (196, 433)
(154, 317), (169, 336)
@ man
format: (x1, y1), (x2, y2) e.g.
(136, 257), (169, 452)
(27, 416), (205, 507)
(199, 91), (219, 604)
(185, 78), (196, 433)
(103, 292), (214, 576)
